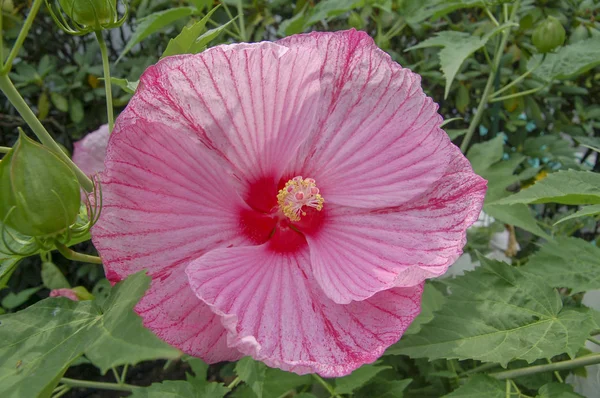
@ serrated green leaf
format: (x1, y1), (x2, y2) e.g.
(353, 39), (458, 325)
(442, 375), (505, 398)
(493, 170), (600, 206)
(0, 272), (180, 397)
(530, 37), (600, 82)
(408, 25), (512, 98)
(119, 7), (196, 61)
(536, 382), (585, 398)
(130, 379), (228, 398)
(466, 135), (505, 176)
(574, 136), (600, 153)
(403, 283), (446, 335)
(161, 6), (220, 58)
(84, 272), (181, 373)
(484, 203), (550, 239)
(523, 237), (600, 293)
(333, 364), (391, 394)
(389, 256), (594, 365)
(554, 204), (600, 225)
(235, 357), (267, 398)
(355, 378), (412, 398)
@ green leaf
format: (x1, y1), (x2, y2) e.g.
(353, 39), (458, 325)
(110, 77), (139, 94)
(1, 286), (42, 309)
(484, 203), (550, 239)
(0, 272), (180, 397)
(536, 382), (585, 398)
(403, 282), (446, 335)
(278, 7), (307, 36)
(574, 136), (600, 153)
(333, 364), (391, 394)
(262, 368), (311, 398)
(530, 37), (600, 82)
(0, 298), (99, 397)
(84, 272), (181, 373)
(69, 97), (84, 123)
(50, 92), (68, 112)
(442, 375), (505, 398)
(235, 357), (267, 398)
(41, 261), (70, 290)
(0, 258), (20, 290)
(493, 170), (600, 206)
(161, 6), (220, 57)
(119, 7), (196, 61)
(355, 379), (412, 398)
(131, 379), (228, 398)
(403, 0), (484, 24)
(523, 237), (600, 293)
(305, 0), (365, 25)
(554, 204), (600, 225)
(407, 25), (512, 98)
(389, 255), (594, 365)
(466, 135), (505, 177)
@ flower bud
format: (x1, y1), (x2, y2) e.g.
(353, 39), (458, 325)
(532, 16), (566, 53)
(0, 133), (81, 237)
(58, 0), (117, 28)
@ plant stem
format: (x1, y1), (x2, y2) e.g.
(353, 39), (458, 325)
(491, 353), (600, 380)
(95, 31), (114, 133)
(488, 85), (547, 103)
(0, 146), (11, 153)
(120, 364), (129, 384)
(484, 5), (500, 26)
(505, 379), (511, 398)
(227, 376), (241, 389)
(489, 57), (544, 98)
(460, 0), (520, 153)
(55, 241), (103, 264)
(462, 361), (501, 375)
(1, 0), (44, 74)
(60, 377), (137, 392)
(312, 374), (339, 397)
(588, 337), (600, 346)
(237, 0), (246, 41)
(52, 386), (71, 398)
(0, 75), (94, 192)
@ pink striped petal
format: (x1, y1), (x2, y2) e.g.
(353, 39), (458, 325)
(123, 42), (321, 192)
(186, 245), (423, 377)
(307, 147), (487, 304)
(73, 124), (109, 176)
(93, 120), (250, 361)
(136, 266), (242, 362)
(278, 29), (454, 208)
(49, 288), (79, 301)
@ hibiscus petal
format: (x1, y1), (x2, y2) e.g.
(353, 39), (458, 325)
(93, 120), (249, 278)
(125, 42), (321, 191)
(186, 245), (423, 377)
(136, 266), (242, 362)
(73, 124), (109, 176)
(278, 29), (454, 208)
(306, 147), (487, 304)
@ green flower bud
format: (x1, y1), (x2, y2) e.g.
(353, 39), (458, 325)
(532, 16), (566, 53)
(58, 0), (117, 28)
(0, 133), (81, 237)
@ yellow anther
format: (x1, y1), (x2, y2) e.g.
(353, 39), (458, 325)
(277, 176), (324, 221)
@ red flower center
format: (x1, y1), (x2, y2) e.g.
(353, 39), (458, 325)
(240, 176), (325, 253)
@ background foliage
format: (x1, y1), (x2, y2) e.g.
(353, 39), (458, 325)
(1, 0), (600, 397)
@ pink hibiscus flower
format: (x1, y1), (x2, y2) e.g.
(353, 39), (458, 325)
(73, 124), (109, 176)
(92, 29), (486, 376)
(49, 288), (79, 301)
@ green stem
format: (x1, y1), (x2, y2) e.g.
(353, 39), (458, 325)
(312, 374), (339, 397)
(588, 337), (600, 346)
(1, 0), (44, 74)
(505, 379), (511, 398)
(462, 362), (502, 376)
(52, 386), (71, 398)
(459, 0), (520, 153)
(484, 5), (500, 26)
(0, 75), (94, 191)
(0, 146), (11, 153)
(60, 377), (137, 392)
(111, 367), (121, 384)
(227, 376), (241, 390)
(222, 2), (242, 38)
(120, 364), (129, 384)
(236, 0), (246, 41)
(491, 353), (600, 380)
(489, 57), (544, 98)
(55, 241), (103, 264)
(95, 31), (114, 133)
(488, 85), (546, 103)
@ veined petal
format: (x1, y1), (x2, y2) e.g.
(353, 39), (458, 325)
(124, 42), (321, 191)
(186, 245), (423, 377)
(278, 29), (453, 208)
(93, 120), (249, 278)
(136, 266), (242, 363)
(307, 148), (487, 304)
